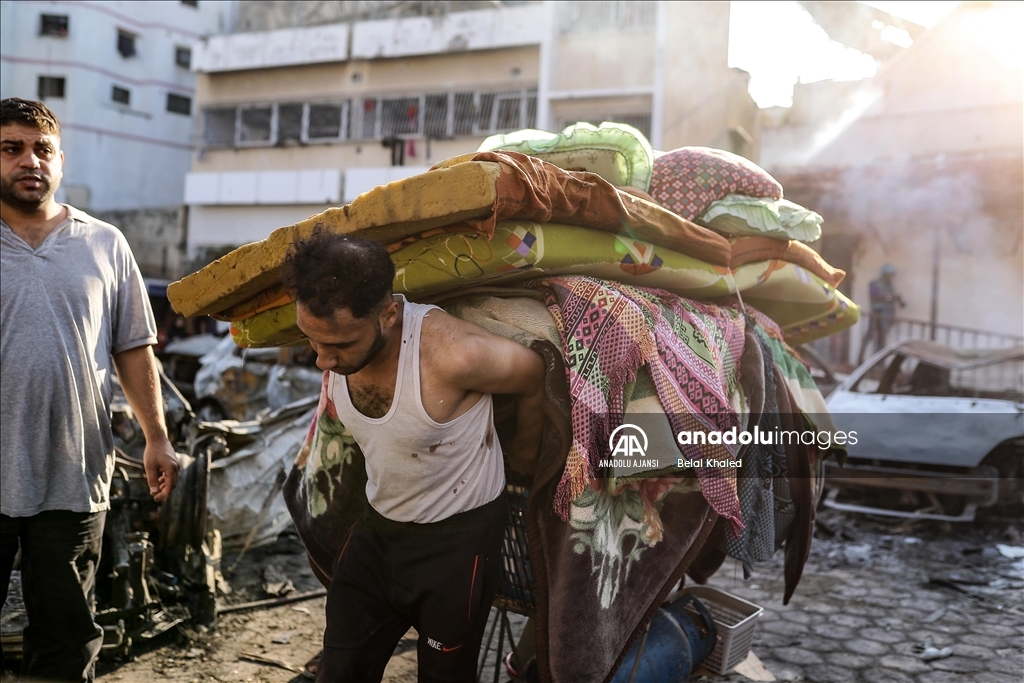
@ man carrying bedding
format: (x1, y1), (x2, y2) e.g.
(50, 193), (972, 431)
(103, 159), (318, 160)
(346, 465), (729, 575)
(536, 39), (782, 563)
(0, 98), (179, 681)
(285, 230), (546, 682)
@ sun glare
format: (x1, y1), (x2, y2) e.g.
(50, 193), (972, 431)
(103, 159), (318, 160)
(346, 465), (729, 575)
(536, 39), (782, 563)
(729, 1), (965, 109)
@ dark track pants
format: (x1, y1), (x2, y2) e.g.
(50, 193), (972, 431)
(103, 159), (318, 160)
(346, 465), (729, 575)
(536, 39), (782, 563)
(0, 511), (106, 682)
(317, 493), (506, 683)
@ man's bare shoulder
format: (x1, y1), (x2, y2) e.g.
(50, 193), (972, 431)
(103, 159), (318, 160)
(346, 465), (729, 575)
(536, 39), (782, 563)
(420, 308), (491, 357)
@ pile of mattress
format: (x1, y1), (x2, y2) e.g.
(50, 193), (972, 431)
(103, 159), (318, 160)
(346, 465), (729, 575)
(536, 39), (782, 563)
(167, 122), (857, 349)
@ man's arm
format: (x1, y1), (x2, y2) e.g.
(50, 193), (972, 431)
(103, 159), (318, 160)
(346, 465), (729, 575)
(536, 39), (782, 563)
(438, 315), (548, 469)
(113, 345), (180, 502)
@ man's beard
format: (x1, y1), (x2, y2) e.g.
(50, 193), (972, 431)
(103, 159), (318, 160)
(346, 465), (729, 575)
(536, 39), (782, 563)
(0, 172), (57, 213)
(336, 323), (388, 375)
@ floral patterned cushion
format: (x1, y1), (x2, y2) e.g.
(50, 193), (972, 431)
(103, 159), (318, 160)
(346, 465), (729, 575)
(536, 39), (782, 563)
(650, 147), (783, 221)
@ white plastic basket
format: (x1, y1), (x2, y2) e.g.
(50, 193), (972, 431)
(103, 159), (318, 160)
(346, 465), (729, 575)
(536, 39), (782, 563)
(677, 586), (763, 674)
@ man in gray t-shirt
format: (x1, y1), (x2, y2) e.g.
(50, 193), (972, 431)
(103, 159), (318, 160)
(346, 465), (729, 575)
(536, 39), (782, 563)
(0, 98), (180, 681)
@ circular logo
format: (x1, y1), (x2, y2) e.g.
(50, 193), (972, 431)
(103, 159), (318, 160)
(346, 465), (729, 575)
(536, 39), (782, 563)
(608, 423), (649, 457)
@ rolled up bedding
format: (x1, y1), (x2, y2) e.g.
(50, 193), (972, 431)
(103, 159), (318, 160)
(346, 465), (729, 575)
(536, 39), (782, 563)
(168, 151), (730, 319)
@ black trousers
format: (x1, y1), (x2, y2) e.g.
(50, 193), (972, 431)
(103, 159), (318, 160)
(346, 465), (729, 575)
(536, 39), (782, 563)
(317, 492), (507, 683)
(0, 511), (106, 682)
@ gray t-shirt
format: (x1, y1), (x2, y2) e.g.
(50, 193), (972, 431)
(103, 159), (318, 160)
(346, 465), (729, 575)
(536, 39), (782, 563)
(1, 206), (157, 516)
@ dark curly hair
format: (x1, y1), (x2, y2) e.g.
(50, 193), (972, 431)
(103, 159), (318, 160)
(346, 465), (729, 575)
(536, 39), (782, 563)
(282, 226), (395, 320)
(1, 98), (61, 136)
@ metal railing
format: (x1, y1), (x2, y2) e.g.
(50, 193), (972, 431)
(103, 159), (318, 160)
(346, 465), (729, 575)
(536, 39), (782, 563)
(812, 313), (1024, 370)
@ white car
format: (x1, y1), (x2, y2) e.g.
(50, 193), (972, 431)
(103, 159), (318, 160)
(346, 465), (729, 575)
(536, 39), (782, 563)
(824, 340), (1024, 521)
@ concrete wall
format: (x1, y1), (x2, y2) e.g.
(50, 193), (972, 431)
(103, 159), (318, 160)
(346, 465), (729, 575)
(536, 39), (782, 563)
(0, 0), (233, 210)
(551, 33), (655, 92)
(187, 204), (331, 255)
(92, 207), (187, 279)
(183, 1), (763, 259)
(778, 152), (1024, 340)
(661, 2), (760, 157)
(194, 46), (538, 105)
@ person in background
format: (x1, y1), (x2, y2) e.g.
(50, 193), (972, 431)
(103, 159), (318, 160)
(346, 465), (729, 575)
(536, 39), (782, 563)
(859, 263), (906, 363)
(0, 98), (179, 681)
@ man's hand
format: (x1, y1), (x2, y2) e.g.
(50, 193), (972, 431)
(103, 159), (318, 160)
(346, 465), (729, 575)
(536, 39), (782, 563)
(113, 345), (180, 502)
(144, 436), (179, 502)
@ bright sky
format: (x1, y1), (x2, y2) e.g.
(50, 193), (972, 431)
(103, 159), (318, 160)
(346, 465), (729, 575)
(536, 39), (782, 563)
(729, 1), (962, 108)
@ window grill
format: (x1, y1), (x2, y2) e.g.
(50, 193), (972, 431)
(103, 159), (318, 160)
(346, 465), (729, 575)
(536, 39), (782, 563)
(117, 30), (137, 58)
(199, 87), (537, 149)
(423, 94), (449, 138)
(237, 106), (275, 146)
(360, 98), (379, 139)
(379, 97), (420, 137)
(112, 86), (131, 105)
(203, 107), (236, 148)
(167, 93), (192, 116)
(37, 76), (66, 100)
(175, 46), (192, 69)
(277, 103), (304, 145)
(307, 102), (348, 142)
(452, 92), (476, 135)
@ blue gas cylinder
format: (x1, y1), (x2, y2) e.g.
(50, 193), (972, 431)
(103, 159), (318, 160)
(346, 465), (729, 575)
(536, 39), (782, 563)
(610, 593), (717, 683)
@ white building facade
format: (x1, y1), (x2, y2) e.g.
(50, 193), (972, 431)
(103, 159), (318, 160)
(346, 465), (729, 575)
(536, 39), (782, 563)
(184, 1), (758, 259)
(0, 0), (236, 211)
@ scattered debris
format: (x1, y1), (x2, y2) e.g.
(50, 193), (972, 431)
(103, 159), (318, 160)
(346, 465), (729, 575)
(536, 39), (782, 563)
(943, 571), (990, 586)
(732, 650), (776, 681)
(996, 544), (1024, 559)
(239, 651), (303, 674)
(918, 637), (954, 662)
(292, 606), (311, 615)
(920, 607), (946, 623)
(262, 564), (296, 597)
(270, 630), (295, 644)
(216, 588), (328, 615)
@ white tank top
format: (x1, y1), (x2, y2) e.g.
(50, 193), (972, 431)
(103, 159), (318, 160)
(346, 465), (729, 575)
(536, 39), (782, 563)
(329, 297), (506, 523)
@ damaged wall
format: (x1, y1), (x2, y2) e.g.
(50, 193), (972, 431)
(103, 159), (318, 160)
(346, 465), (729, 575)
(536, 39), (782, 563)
(762, 2), (1024, 359)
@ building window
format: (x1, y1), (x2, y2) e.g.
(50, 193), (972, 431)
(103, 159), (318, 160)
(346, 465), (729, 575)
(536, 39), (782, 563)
(306, 103), (348, 142)
(236, 106), (275, 146)
(203, 108), (236, 147)
(111, 86), (131, 105)
(167, 93), (192, 116)
(181, 0), (198, 6)
(423, 94), (450, 138)
(452, 92), (476, 135)
(175, 46), (192, 69)
(117, 30), (137, 58)
(40, 14), (69, 37)
(379, 97), (420, 137)
(37, 76), (66, 100)
(198, 88), (535, 149)
(278, 103), (305, 144)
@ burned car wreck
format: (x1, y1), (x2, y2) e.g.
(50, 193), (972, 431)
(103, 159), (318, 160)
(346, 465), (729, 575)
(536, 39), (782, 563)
(1, 367), (316, 663)
(824, 340), (1024, 521)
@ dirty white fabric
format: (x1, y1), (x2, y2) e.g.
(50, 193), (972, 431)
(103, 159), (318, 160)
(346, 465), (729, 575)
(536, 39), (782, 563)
(330, 297), (505, 523)
(1, 206), (156, 516)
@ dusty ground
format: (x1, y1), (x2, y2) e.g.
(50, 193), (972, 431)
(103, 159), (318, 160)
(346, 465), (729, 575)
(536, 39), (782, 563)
(4, 511), (1022, 683)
